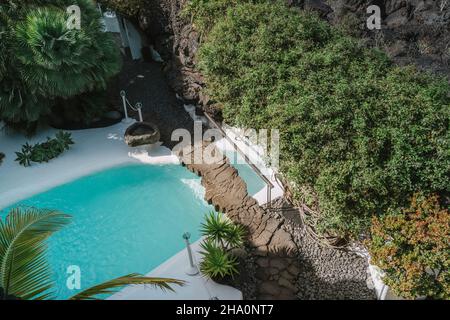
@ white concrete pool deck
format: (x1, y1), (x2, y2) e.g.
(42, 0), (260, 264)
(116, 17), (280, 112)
(0, 121), (179, 210)
(108, 238), (242, 300)
(0, 121), (242, 300)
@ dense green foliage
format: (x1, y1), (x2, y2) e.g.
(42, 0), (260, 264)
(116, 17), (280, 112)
(183, 0), (253, 34)
(190, 1), (450, 237)
(200, 211), (245, 249)
(199, 212), (245, 280)
(368, 194), (449, 299)
(15, 131), (74, 167)
(0, 0), (121, 130)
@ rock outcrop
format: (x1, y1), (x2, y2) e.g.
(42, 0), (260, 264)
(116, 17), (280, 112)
(179, 143), (374, 300)
(124, 121), (160, 147)
(135, 0), (205, 105)
(325, 0), (450, 78)
(133, 0), (449, 108)
(180, 143), (300, 299)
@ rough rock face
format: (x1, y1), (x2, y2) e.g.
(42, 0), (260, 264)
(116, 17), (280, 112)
(124, 121), (160, 147)
(135, 0), (449, 109)
(325, 0), (450, 78)
(272, 200), (375, 299)
(180, 143), (300, 299)
(180, 143), (374, 300)
(135, 0), (205, 105)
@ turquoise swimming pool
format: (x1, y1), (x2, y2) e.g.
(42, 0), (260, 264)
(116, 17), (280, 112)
(0, 164), (213, 300)
(223, 150), (266, 196)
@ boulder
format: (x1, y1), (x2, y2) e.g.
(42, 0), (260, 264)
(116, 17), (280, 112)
(124, 122), (160, 147)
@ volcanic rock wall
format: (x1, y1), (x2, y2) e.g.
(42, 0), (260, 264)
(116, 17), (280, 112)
(180, 144), (300, 299)
(134, 0), (449, 109)
(134, 0), (205, 105)
(326, 0), (450, 77)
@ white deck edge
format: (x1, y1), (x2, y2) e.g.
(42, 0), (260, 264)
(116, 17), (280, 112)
(108, 237), (243, 300)
(215, 127), (284, 206)
(0, 121), (179, 210)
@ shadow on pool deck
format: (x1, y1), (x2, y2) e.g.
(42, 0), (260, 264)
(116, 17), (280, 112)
(113, 58), (194, 149)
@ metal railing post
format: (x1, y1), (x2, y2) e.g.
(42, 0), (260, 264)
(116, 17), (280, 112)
(120, 90), (130, 122)
(182, 232), (199, 276)
(120, 90), (143, 123)
(136, 102), (143, 122)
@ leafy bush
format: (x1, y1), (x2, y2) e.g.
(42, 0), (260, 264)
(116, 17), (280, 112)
(0, 0), (121, 130)
(199, 212), (245, 280)
(195, 1), (450, 237)
(15, 131), (74, 167)
(0, 152), (4, 165)
(368, 194), (449, 299)
(183, 0), (262, 35)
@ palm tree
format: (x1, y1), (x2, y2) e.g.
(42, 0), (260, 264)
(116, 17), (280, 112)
(0, 207), (184, 300)
(0, 0), (121, 130)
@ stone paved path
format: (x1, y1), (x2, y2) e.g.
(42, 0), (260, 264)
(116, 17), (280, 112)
(182, 143), (375, 300)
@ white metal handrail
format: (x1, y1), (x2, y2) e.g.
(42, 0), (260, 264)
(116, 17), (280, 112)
(120, 90), (143, 122)
(204, 113), (274, 207)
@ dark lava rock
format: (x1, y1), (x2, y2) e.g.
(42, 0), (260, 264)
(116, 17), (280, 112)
(124, 121), (160, 147)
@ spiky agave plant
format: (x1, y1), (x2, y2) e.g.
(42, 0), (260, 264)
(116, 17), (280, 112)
(199, 212), (245, 281)
(0, 208), (184, 300)
(200, 211), (245, 251)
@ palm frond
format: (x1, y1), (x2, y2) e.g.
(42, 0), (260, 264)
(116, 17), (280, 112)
(0, 207), (71, 300)
(69, 273), (185, 300)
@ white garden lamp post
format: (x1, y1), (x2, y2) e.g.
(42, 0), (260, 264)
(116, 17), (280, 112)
(183, 232), (199, 276)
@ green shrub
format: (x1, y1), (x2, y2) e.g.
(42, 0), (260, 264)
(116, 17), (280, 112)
(199, 239), (239, 280)
(0, 0), (121, 130)
(183, 0), (265, 35)
(195, 1), (450, 237)
(200, 211), (245, 249)
(368, 194), (450, 299)
(199, 212), (245, 280)
(15, 131), (74, 167)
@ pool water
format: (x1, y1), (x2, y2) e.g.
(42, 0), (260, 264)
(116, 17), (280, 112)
(223, 151), (266, 195)
(0, 164), (214, 300)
